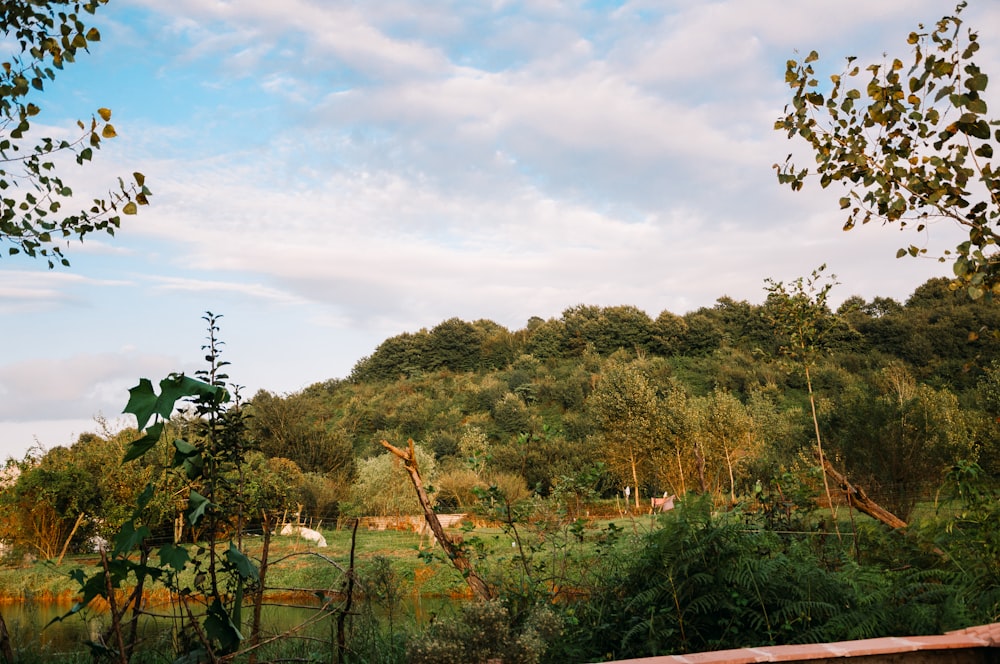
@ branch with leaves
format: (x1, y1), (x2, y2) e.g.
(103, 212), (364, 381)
(0, 0), (150, 266)
(775, 2), (999, 299)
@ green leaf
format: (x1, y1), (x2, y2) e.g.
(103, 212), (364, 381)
(187, 490), (212, 525)
(123, 378), (158, 430)
(966, 98), (987, 114)
(123, 421), (163, 462)
(158, 373), (225, 415)
(967, 72), (988, 92)
(122, 201), (137, 215)
(136, 483), (155, 511)
(204, 599), (243, 654)
(183, 453), (205, 480)
(173, 438), (197, 455)
(112, 520), (151, 556)
(958, 119), (990, 140)
(225, 543), (259, 582)
(158, 543), (190, 572)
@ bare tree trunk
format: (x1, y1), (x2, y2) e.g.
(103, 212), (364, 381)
(693, 441), (707, 494)
(805, 365), (842, 540)
(248, 512), (272, 664)
(99, 548), (129, 664)
(336, 518), (359, 664)
(822, 459), (907, 530)
(722, 439), (736, 504)
(675, 445), (686, 495)
(381, 440), (495, 600)
(630, 450), (641, 510)
(124, 543), (151, 662)
(57, 512), (86, 565)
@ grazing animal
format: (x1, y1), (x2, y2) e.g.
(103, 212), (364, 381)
(279, 523), (328, 548)
(651, 494), (677, 513)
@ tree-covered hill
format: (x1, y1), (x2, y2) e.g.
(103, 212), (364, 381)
(5, 276), (1000, 554)
(4, 275), (1000, 662)
(245, 276), (1000, 520)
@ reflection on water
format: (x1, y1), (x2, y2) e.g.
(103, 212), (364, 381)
(1, 595), (457, 656)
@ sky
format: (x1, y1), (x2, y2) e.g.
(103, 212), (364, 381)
(1, 0), (997, 461)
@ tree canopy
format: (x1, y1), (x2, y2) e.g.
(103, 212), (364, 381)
(0, 0), (149, 266)
(775, 2), (998, 299)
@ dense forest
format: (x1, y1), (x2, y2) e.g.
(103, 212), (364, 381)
(257, 275), (1000, 520)
(4, 276), (1000, 661)
(5, 276), (1000, 550)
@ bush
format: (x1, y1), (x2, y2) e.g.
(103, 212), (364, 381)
(407, 600), (561, 664)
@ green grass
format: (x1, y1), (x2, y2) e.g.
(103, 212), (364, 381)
(0, 512), (660, 607)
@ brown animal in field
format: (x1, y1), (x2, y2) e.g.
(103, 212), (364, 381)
(651, 494), (677, 513)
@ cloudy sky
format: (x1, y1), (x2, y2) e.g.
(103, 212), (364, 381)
(1, 0), (995, 460)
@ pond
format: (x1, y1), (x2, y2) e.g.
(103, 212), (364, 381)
(1, 594), (453, 657)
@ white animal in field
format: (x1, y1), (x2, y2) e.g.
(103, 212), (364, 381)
(87, 535), (109, 553)
(279, 523), (328, 547)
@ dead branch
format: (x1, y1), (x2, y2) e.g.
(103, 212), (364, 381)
(381, 439), (495, 600)
(822, 459), (906, 530)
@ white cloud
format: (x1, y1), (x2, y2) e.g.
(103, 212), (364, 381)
(0, 0), (988, 463)
(0, 418), (103, 462)
(0, 271), (131, 313)
(148, 275), (312, 306)
(0, 352), (189, 422)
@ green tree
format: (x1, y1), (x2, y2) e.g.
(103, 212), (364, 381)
(4, 445), (97, 558)
(1, 0), (149, 266)
(492, 391), (532, 437)
(765, 266), (840, 525)
(598, 305), (656, 355)
(587, 361), (664, 509)
(524, 317), (565, 359)
(426, 317), (484, 372)
(349, 445), (438, 516)
(828, 364), (976, 519)
(696, 389), (756, 504)
(775, 3), (998, 299)
(652, 310), (688, 356)
(350, 330), (429, 381)
(247, 389), (354, 478)
(680, 308), (724, 356)
(658, 382), (695, 495)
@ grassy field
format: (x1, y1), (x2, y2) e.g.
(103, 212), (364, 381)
(0, 496), (909, 610)
(0, 512), (660, 605)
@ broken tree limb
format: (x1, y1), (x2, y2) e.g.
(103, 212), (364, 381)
(380, 439), (495, 600)
(822, 459), (907, 530)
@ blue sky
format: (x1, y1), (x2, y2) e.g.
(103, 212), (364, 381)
(1, 0), (996, 460)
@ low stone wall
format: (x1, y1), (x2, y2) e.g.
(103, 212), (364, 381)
(609, 623), (1000, 664)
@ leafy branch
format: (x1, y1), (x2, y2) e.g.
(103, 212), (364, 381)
(775, 2), (999, 298)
